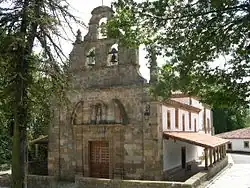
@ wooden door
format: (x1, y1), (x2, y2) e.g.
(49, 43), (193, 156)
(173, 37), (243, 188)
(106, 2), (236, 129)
(181, 147), (186, 169)
(89, 141), (109, 178)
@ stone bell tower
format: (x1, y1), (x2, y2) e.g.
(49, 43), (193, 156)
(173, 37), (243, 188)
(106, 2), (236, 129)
(48, 6), (164, 181)
(68, 6), (146, 89)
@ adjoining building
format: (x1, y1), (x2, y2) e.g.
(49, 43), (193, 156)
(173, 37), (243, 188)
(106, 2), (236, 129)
(216, 127), (250, 153)
(32, 5), (229, 182)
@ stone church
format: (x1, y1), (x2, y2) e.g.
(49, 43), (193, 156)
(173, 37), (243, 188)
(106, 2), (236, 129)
(47, 5), (228, 182)
(48, 5), (162, 181)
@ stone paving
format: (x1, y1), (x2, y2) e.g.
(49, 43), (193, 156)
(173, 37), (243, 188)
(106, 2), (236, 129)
(206, 153), (250, 188)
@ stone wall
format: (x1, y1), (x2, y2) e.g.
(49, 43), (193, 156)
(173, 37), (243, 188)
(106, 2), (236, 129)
(5, 158), (228, 188)
(25, 175), (191, 188)
(48, 102), (76, 180)
(48, 4), (162, 182)
(206, 156), (228, 180)
(69, 64), (145, 89)
(48, 85), (163, 180)
(75, 176), (191, 188)
(185, 156), (229, 188)
(27, 175), (79, 188)
(27, 175), (56, 188)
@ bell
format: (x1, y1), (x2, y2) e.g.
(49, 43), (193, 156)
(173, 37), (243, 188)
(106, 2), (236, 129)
(87, 50), (95, 58)
(86, 50), (95, 66)
(109, 47), (118, 63)
(110, 54), (117, 63)
(110, 48), (118, 54)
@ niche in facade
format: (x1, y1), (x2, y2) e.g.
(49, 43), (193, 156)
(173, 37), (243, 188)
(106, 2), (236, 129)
(107, 44), (118, 66)
(72, 99), (128, 125)
(98, 17), (107, 39)
(90, 103), (107, 124)
(72, 101), (91, 125)
(86, 48), (96, 67)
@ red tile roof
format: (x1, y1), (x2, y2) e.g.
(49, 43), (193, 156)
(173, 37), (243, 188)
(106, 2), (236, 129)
(163, 132), (229, 148)
(216, 127), (250, 139)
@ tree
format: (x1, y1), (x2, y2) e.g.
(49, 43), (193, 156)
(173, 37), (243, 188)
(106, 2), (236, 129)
(0, 1), (84, 187)
(107, 0), (250, 109)
(213, 107), (249, 134)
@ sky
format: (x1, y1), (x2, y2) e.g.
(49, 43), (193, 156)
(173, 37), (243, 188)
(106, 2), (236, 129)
(64, 0), (151, 81)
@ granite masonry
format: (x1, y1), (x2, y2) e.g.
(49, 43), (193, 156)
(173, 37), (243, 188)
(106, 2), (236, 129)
(48, 5), (163, 181)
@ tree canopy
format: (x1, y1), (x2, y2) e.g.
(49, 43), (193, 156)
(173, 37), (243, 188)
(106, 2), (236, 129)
(107, 0), (250, 109)
(213, 107), (250, 134)
(0, 0), (82, 187)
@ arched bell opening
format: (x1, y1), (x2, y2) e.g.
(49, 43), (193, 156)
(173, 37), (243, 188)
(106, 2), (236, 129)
(86, 47), (96, 67)
(98, 17), (108, 39)
(107, 44), (118, 66)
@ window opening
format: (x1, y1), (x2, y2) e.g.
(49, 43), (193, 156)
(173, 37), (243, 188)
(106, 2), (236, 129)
(167, 110), (171, 129)
(227, 143), (232, 150)
(98, 17), (107, 39)
(207, 118), (210, 133)
(182, 114), (185, 131)
(86, 48), (96, 66)
(194, 118), (197, 132)
(244, 141), (249, 148)
(175, 109), (179, 128)
(107, 44), (118, 66)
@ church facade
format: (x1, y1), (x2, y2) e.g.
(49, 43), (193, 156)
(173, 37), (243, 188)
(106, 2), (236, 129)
(48, 6), (163, 181)
(47, 6), (228, 181)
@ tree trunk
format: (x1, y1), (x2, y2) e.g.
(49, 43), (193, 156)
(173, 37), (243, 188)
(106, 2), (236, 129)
(11, 121), (22, 188)
(11, 0), (40, 187)
(11, 0), (29, 187)
(11, 51), (29, 188)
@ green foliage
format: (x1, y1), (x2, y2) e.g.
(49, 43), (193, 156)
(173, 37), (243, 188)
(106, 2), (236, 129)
(213, 107), (250, 134)
(0, 0), (81, 186)
(108, 0), (250, 109)
(0, 122), (11, 165)
(108, 0), (250, 134)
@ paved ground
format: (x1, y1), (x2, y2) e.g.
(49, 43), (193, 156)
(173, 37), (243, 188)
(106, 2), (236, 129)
(206, 153), (250, 188)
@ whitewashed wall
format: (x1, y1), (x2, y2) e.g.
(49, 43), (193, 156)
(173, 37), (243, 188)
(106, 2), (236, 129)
(165, 97), (213, 158)
(191, 113), (199, 131)
(162, 106), (175, 131)
(163, 139), (198, 170)
(179, 109), (189, 131)
(171, 97), (213, 134)
(162, 105), (199, 132)
(226, 139), (250, 152)
(190, 98), (205, 132)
